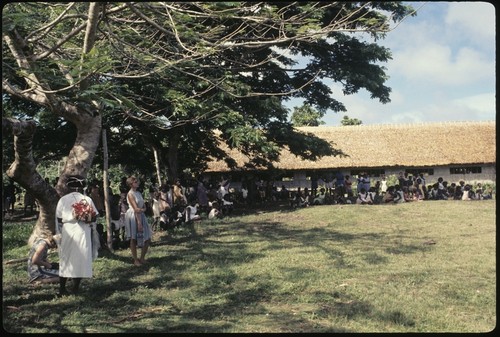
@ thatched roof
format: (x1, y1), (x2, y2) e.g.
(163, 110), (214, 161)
(205, 121), (496, 172)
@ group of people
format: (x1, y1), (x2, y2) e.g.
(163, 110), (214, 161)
(360, 173), (492, 205)
(28, 174), (152, 296)
(27, 173), (241, 295)
(24, 170), (494, 295)
(280, 172), (492, 207)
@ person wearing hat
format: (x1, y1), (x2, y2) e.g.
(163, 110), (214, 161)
(27, 234), (61, 284)
(55, 174), (100, 296)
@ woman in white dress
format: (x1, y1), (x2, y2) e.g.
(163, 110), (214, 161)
(380, 175), (388, 195)
(55, 175), (99, 296)
(124, 176), (152, 266)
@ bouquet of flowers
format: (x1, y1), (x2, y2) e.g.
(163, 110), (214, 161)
(72, 199), (96, 223)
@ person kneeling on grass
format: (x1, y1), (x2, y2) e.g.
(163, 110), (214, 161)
(28, 234), (61, 284)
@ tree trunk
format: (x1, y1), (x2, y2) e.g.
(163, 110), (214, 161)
(3, 112), (102, 245)
(55, 114), (102, 195)
(2, 118), (59, 245)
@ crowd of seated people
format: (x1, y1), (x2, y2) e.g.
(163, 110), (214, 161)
(72, 172), (494, 247)
(284, 173), (493, 207)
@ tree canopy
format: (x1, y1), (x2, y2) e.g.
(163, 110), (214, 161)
(2, 2), (416, 241)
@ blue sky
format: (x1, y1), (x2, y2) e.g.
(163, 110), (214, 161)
(285, 2), (496, 126)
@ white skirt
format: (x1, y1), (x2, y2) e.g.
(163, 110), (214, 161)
(58, 220), (94, 278)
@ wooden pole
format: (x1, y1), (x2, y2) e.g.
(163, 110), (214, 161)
(153, 146), (162, 187)
(102, 129), (113, 252)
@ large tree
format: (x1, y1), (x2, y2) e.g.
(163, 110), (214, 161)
(2, 2), (415, 243)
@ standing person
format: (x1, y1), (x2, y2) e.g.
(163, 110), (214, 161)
(124, 176), (152, 267)
(310, 173), (318, 198)
(151, 190), (161, 231)
(240, 182), (249, 204)
(119, 176), (129, 195)
(196, 176), (209, 214)
(356, 174), (365, 195)
(334, 171), (346, 203)
(362, 173), (371, 192)
(55, 175), (99, 296)
(380, 174), (388, 195)
(23, 189), (37, 216)
(173, 178), (188, 208)
(344, 175), (353, 198)
(89, 182), (105, 215)
(28, 234), (61, 284)
(3, 179), (20, 216)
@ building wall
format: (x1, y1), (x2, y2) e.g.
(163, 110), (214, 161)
(213, 164), (495, 193)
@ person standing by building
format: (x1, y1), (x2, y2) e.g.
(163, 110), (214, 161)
(344, 175), (353, 198)
(55, 175), (100, 296)
(380, 174), (388, 196)
(334, 171), (346, 201)
(124, 176), (152, 267)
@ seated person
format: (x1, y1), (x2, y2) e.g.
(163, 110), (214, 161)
(184, 201), (201, 222)
(461, 185), (474, 200)
(393, 185), (406, 203)
(291, 190), (308, 208)
(221, 193), (234, 215)
(475, 183), (484, 200)
(28, 234), (60, 284)
(382, 186), (395, 203)
(368, 187), (378, 204)
(280, 185), (290, 200)
(313, 188), (327, 205)
(356, 188), (373, 205)
(208, 201), (221, 219)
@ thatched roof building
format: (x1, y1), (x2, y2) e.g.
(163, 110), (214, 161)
(205, 121), (496, 186)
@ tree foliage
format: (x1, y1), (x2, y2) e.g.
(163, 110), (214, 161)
(291, 104), (326, 127)
(341, 115), (363, 126)
(2, 2), (415, 241)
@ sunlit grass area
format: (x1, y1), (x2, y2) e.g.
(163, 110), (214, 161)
(3, 200), (495, 333)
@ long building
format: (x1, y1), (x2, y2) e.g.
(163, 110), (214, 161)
(204, 121), (496, 189)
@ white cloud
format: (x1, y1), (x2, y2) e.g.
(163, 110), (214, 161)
(286, 2), (495, 126)
(390, 44), (494, 86)
(451, 92), (496, 120)
(445, 2), (496, 41)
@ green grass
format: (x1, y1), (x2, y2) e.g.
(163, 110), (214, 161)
(2, 200), (496, 333)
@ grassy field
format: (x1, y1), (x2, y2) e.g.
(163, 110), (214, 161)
(2, 200), (496, 333)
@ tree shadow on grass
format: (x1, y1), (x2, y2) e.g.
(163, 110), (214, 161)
(3, 208), (429, 333)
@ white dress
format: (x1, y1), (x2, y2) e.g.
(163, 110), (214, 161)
(124, 190), (152, 241)
(55, 192), (99, 278)
(381, 180), (388, 193)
